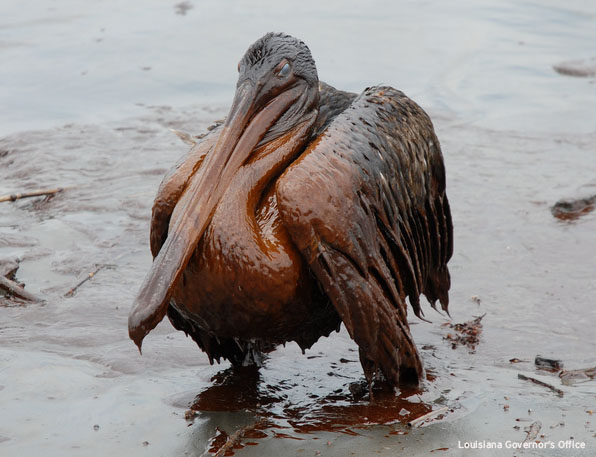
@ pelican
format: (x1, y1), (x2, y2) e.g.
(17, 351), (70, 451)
(128, 33), (453, 388)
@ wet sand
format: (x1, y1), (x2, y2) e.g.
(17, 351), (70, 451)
(1, 0), (596, 456)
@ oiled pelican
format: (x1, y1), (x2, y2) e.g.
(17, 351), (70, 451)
(128, 33), (453, 388)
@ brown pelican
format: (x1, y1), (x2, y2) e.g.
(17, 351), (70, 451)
(128, 33), (453, 388)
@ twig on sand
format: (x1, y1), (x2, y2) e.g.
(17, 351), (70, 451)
(64, 252), (131, 298)
(407, 407), (449, 428)
(0, 275), (44, 302)
(0, 257), (19, 278)
(64, 264), (107, 297)
(212, 418), (265, 457)
(0, 187), (64, 203)
(518, 374), (564, 397)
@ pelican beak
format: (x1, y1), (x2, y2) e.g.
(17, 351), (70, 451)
(128, 81), (302, 351)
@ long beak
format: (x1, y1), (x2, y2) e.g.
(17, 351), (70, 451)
(128, 82), (302, 351)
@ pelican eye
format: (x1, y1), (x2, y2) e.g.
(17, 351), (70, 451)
(278, 62), (291, 77)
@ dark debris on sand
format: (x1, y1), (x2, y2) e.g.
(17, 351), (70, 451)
(551, 194), (596, 221)
(553, 58), (596, 78)
(442, 314), (485, 352)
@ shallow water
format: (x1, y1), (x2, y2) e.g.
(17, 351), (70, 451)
(1, 0), (596, 456)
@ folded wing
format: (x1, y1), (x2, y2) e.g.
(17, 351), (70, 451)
(276, 85), (453, 386)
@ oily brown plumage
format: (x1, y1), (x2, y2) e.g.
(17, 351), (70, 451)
(129, 33), (452, 388)
(276, 85), (452, 385)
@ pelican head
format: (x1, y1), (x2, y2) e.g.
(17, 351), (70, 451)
(128, 33), (320, 349)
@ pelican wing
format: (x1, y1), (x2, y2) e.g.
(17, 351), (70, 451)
(149, 129), (219, 258)
(276, 86), (453, 386)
